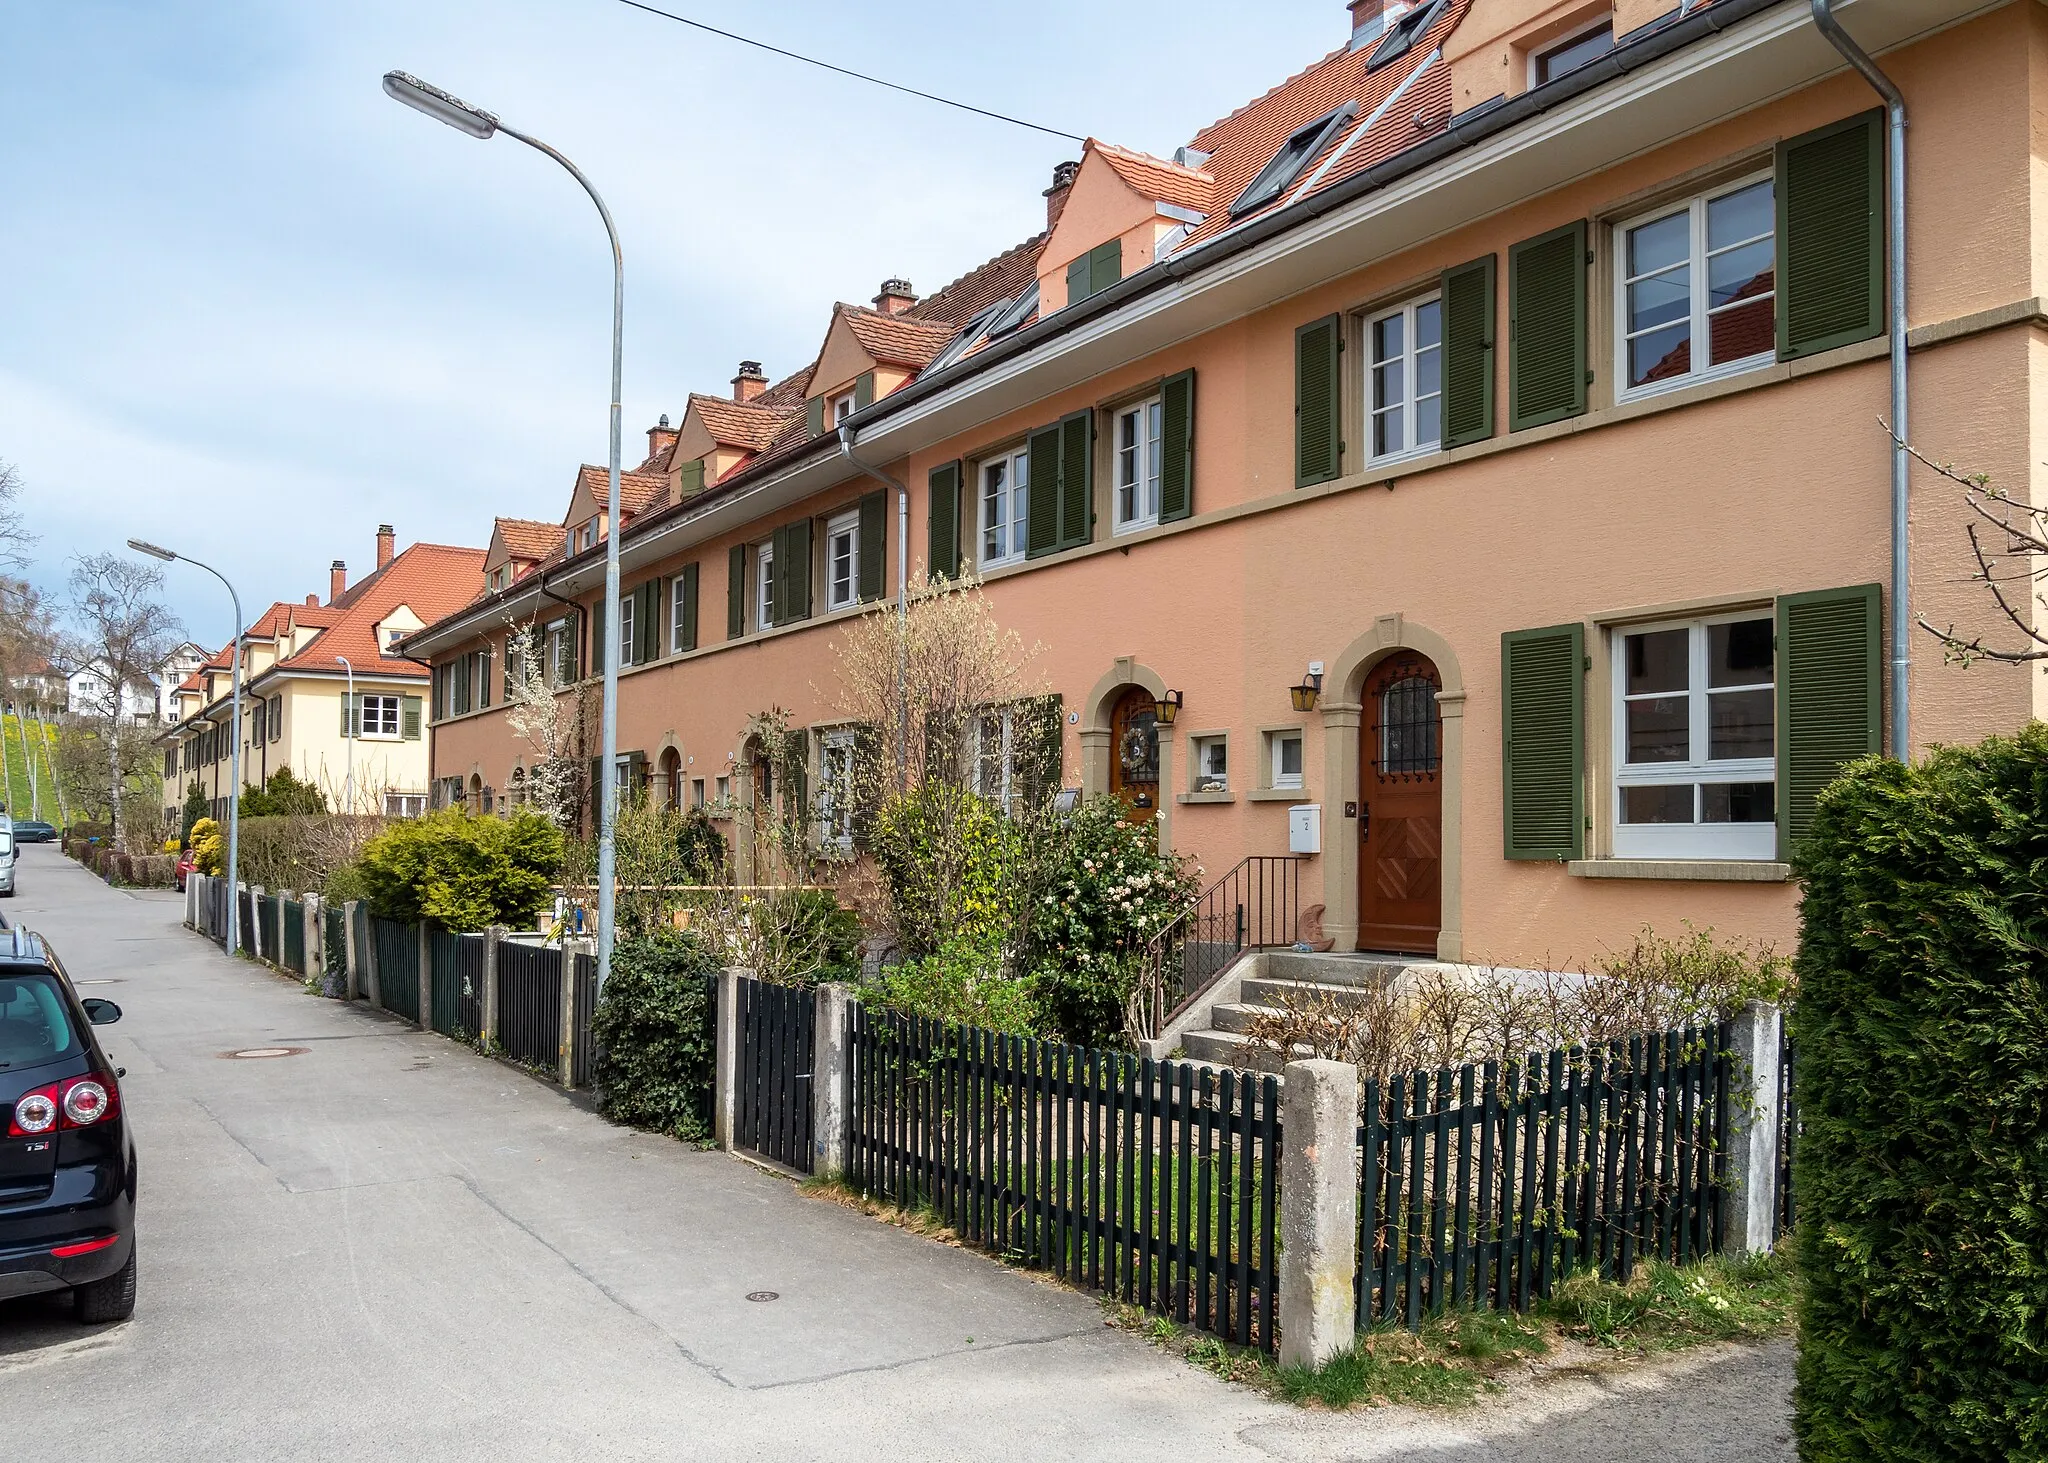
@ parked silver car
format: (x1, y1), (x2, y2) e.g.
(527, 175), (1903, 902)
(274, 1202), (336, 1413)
(0, 819), (15, 898)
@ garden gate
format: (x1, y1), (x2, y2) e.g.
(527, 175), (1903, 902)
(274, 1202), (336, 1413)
(735, 977), (814, 1173)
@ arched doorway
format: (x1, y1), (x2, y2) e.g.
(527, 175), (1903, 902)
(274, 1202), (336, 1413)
(1108, 686), (1160, 821)
(658, 746), (683, 811)
(467, 772), (484, 816)
(1358, 652), (1443, 953)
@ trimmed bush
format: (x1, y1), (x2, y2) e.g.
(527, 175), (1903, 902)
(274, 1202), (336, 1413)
(1792, 726), (2048, 1460)
(592, 931), (720, 1140)
(353, 810), (563, 931)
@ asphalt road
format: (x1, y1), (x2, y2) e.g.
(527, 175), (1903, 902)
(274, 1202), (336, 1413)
(0, 844), (1796, 1461)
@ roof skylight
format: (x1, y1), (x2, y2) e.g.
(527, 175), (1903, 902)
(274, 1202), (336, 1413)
(985, 284), (1040, 340)
(1228, 102), (1358, 219)
(1367, 0), (1447, 72)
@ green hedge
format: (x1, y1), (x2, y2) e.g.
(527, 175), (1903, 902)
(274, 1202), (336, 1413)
(592, 931), (720, 1141)
(1792, 726), (2048, 1460)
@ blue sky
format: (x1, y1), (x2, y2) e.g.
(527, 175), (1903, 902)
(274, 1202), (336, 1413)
(1, 0), (1341, 650)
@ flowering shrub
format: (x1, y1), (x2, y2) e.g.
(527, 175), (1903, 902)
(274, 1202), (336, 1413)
(870, 783), (1021, 958)
(1026, 796), (1198, 1046)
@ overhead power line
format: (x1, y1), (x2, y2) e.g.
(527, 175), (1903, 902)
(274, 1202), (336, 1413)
(608, 0), (1088, 143)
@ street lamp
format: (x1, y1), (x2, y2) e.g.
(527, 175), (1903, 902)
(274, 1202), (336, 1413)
(382, 69), (626, 994)
(129, 538), (245, 959)
(337, 655), (355, 816)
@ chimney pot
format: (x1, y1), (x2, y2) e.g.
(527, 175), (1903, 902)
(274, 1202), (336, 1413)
(1044, 160), (1080, 232)
(375, 524), (395, 570)
(732, 360), (768, 403)
(873, 278), (918, 314)
(329, 559), (347, 604)
(646, 415), (679, 462)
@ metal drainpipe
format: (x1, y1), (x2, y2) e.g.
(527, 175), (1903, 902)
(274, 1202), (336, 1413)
(837, 424), (910, 792)
(1811, 0), (1909, 759)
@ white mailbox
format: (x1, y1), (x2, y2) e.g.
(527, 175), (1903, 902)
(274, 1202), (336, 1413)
(1288, 803), (1322, 855)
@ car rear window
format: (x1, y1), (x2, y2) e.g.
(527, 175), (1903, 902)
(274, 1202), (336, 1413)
(0, 974), (77, 1072)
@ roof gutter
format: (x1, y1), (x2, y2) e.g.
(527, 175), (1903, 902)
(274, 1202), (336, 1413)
(837, 423), (910, 792)
(1810, 0), (1910, 760)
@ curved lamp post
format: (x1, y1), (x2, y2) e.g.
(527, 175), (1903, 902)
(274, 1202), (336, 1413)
(129, 538), (244, 958)
(382, 70), (624, 992)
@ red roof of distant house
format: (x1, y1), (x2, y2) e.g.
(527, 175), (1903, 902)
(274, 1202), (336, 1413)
(839, 305), (960, 371)
(270, 542), (486, 681)
(686, 393), (795, 454)
(495, 517), (560, 562)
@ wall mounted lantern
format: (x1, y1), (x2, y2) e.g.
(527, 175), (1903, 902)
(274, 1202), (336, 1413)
(1290, 671), (1324, 713)
(1154, 689), (1183, 726)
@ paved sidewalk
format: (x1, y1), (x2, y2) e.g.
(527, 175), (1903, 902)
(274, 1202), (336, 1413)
(0, 845), (1795, 1461)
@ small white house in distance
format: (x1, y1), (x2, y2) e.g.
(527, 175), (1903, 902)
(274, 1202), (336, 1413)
(65, 658), (158, 724)
(153, 643), (208, 724)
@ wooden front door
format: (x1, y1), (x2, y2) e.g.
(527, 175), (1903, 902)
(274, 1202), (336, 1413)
(1108, 686), (1160, 822)
(1358, 653), (1443, 954)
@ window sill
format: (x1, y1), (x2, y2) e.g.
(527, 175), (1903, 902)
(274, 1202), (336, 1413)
(1248, 787), (1310, 803)
(1176, 790), (1235, 805)
(1566, 858), (1792, 883)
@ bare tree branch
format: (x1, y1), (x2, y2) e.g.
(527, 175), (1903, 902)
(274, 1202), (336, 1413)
(66, 553), (182, 847)
(1894, 423), (2048, 668)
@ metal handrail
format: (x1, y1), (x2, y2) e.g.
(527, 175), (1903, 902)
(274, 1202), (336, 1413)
(1136, 854), (1302, 1040)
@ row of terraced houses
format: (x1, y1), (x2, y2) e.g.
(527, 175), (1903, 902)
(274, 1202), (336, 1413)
(387, 0), (2036, 977)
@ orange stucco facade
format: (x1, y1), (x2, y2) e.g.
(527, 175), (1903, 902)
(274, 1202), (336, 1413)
(419, 0), (2048, 971)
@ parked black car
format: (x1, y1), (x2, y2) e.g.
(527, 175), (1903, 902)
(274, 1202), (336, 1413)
(0, 927), (136, 1322)
(10, 822), (56, 844)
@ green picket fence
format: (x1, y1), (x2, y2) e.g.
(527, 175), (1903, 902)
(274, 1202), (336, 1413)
(372, 917), (419, 1022)
(282, 899), (306, 972)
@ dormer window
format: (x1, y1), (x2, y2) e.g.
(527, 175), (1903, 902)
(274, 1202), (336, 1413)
(986, 285), (1039, 341)
(1229, 103), (1356, 218)
(380, 626), (404, 655)
(831, 392), (856, 426)
(1532, 17), (1613, 85)
(1367, 0), (1446, 70)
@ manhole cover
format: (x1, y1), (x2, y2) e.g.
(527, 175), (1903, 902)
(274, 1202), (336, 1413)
(220, 1047), (307, 1060)
(745, 1291), (780, 1303)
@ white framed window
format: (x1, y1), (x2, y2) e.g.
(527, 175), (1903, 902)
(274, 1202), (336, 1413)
(669, 578), (689, 653)
(715, 774), (732, 804)
(979, 447), (1030, 568)
(1616, 175), (1775, 400)
(974, 706), (1019, 814)
(545, 618), (573, 685)
(1268, 730), (1304, 790)
(1113, 396), (1164, 532)
(755, 542), (774, 632)
(817, 729), (857, 852)
(691, 778), (706, 808)
(618, 592), (637, 667)
(1368, 293), (1443, 461)
(832, 392), (856, 426)
(1192, 734), (1228, 793)
(384, 792), (427, 818)
(1611, 613), (1776, 860)
(826, 509), (861, 611)
(357, 694), (400, 740)
(1532, 16), (1613, 85)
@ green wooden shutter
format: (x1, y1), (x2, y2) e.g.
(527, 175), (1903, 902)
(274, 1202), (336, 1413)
(638, 581), (660, 664)
(1089, 240), (1121, 293)
(1057, 409), (1093, 550)
(727, 545), (746, 639)
(1776, 583), (1882, 849)
(402, 696), (422, 740)
(765, 530), (784, 628)
(1440, 255), (1496, 448)
(679, 459), (705, 498)
(927, 461), (962, 579)
(677, 563), (699, 652)
(853, 371), (875, 411)
(1295, 314), (1343, 487)
(625, 749), (647, 802)
(589, 598), (605, 675)
(339, 692), (352, 736)
(1025, 424), (1062, 558)
(1508, 220), (1587, 431)
(477, 648), (492, 707)
(1501, 622), (1585, 860)
(805, 396), (826, 438)
(858, 490), (886, 602)
(780, 519), (812, 624)
(1158, 370), (1195, 523)
(1020, 693), (1065, 808)
(1066, 254), (1092, 305)
(1777, 111), (1884, 360)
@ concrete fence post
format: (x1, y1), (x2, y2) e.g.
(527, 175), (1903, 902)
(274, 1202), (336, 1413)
(481, 925), (507, 1050)
(341, 900), (362, 1002)
(559, 938), (593, 1087)
(250, 886), (265, 962)
(304, 893), (322, 979)
(714, 966), (751, 1151)
(1720, 1000), (1784, 1256)
(1279, 1058), (1360, 1372)
(185, 870), (198, 929)
(415, 922), (432, 1032)
(811, 983), (852, 1179)
(362, 906), (381, 1007)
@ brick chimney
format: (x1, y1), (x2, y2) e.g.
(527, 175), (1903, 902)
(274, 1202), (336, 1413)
(1349, 0), (1401, 48)
(731, 360), (767, 403)
(304, 594), (318, 607)
(872, 278), (918, 315)
(329, 560), (347, 604)
(375, 524), (395, 571)
(646, 412), (678, 462)
(1044, 160), (1080, 232)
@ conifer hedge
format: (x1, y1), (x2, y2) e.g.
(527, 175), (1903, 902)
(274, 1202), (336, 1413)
(1792, 726), (2048, 1459)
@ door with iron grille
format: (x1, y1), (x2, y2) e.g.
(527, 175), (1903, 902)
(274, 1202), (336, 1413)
(1358, 654), (1443, 954)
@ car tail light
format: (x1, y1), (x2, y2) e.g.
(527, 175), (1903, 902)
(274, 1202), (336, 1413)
(51, 1234), (119, 1258)
(7, 1073), (119, 1138)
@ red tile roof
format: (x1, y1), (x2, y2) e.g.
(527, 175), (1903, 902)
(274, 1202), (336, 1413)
(274, 541), (486, 680)
(685, 393), (795, 453)
(1091, 141), (1217, 214)
(574, 465), (672, 520)
(494, 517), (560, 562)
(907, 233), (1048, 327)
(840, 305), (959, 370)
